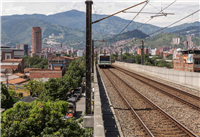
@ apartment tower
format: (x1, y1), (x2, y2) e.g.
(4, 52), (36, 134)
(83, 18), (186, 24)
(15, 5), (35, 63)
(31, 27), (42, 57)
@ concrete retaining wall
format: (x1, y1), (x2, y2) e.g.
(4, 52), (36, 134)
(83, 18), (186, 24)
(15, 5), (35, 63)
(114, 61), (200, 89)
(93, 65), (105, 137)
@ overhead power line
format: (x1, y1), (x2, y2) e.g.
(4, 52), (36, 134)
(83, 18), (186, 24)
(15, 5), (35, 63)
(147, 9), (200, 36)
(107, 0), (150, 41)
(92, 0), (148, 24)
(136, 0), (177, 29)
(94, 0), (149, 49)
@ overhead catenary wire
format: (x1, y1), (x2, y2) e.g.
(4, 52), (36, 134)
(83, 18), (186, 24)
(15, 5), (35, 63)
(93, 4), (103, 36)
(136, 0), (177, 29)
(147, 9), (200, 36)
(95, 0), (177, 50)
(96, 0), (149, 49)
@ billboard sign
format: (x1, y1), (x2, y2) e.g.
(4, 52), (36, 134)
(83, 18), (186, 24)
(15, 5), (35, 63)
(187, 54), (193, 63)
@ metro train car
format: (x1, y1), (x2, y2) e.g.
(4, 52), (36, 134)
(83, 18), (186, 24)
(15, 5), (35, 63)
(98, 54), (111, 67)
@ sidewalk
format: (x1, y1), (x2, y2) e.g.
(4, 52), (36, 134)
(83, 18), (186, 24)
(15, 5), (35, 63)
(74, 96), (85, 119)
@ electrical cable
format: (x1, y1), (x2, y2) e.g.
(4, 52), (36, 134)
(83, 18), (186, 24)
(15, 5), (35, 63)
(95, 0), (177, 49)
(136, 0), (177, 29)
(93, 4), (103, 36)
(108, 0), (150, 41)
(147, 9), (200, 36)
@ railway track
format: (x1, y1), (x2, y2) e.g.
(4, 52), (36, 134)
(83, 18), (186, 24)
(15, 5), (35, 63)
(102, 68), (198, 137)
(113, 65), (200, 111)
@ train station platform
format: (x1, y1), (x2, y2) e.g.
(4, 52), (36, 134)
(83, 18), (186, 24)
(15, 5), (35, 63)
(93, 64), (122, 137)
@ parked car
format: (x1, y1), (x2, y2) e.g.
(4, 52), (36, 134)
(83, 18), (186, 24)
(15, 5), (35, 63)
(73, 87), (82, 96)
(67, 98), (76, 108)
(71, 94), (78, 102)
(74, 91), (81, 99)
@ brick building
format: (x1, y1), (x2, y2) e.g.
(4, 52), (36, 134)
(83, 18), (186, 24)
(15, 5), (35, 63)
(173, 50), (200, 72)
(137, 49), (141, 55)
(1, 59), (24, 73)
(48, 56), (74, 70)
(31, 27), (42, 57)
(29, 69), (62, 79)
(137, 48), (149, 55)
(144, 48), (149, 54)
(1, 46), (25, 60)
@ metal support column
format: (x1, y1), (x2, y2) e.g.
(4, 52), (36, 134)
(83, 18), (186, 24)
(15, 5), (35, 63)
(96, 51), (97, 64)
(141, 40), (144, 65)
(92, 40), (94, 73)
(121, 48), (122, 60)
(85, 0), (93, 114)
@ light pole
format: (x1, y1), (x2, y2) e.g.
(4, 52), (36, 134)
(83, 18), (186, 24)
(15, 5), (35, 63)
(85, 0), (93, 115)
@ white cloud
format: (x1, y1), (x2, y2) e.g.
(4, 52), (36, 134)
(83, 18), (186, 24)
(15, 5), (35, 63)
(1, 0), (200, 27)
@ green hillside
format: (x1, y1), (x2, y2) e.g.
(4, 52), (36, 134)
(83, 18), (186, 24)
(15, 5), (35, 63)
(122, 33), (200, 49)
(2, 10), (199, 36)
(1, 18), (148, 49)
(1, 18), (110, 48)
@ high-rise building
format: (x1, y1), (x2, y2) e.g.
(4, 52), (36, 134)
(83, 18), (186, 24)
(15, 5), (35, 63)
(31, 27), (42, 57)
(172, 38), (180, 45)
(187, 35), (192, 42)
(77, 50), (83, 57)
(71, 47), (74, 53)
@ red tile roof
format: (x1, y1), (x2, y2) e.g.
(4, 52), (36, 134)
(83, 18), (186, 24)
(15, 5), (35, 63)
(62, 56), (74, 60)
(29, 69), (62, 72)
(3, 78), (27, 85)
(2, 59), (22, 62)
(1, 73), (5, 76)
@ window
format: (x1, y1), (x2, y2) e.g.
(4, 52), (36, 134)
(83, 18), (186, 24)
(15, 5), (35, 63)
(100, 56), (110, 61)
(194, 59), (200, 64)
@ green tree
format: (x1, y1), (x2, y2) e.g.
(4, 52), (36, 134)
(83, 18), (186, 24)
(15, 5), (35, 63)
(1, 83), (14, 109)
(39, 78), (68, 102)
(8, 89), (17, 98)
(1, 101), (92, 137)
(24, 79), (44, 96)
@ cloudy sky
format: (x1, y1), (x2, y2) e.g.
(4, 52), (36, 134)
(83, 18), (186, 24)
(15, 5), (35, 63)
(1, 0), (199, 27)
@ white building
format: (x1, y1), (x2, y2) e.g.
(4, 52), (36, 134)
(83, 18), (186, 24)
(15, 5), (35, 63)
(77, 50), (83, 57)
(151, 48), (157, 55)
(172, 38), (180, 45)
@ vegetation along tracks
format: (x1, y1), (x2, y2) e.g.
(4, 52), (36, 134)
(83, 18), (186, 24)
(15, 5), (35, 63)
(113, 65), (200, 111)
(102, 68), (198, 137)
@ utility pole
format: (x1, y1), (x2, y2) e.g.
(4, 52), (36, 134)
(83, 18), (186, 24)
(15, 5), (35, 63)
(92, 40), (94, 73)
(186, 41), (188, 50)
(116, 51), (118, 61)
(121, 48), (122, 60)
(85, 0), (93, 115)
(96, 51), (97, 64)
(141, 40), (144, 65)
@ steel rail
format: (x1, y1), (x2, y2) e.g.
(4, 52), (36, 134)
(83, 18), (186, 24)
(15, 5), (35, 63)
(113, 65), (200, 110)
(107, 68), (198, 137)
(102, 69), (154, 137)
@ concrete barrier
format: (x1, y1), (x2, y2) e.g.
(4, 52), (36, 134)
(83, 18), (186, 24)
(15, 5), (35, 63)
(114, 61), (200, 89)
(93, 65), (105, 137)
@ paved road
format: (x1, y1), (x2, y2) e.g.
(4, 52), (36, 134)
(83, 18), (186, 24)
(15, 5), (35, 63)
(74, 95), (85, 119)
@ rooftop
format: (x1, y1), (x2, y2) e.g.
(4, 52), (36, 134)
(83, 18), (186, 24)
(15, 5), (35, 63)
(2, 59), (22, 62)
(62, 56), (74, 60)
(0, 62), (20, 66)
(18, 96), (37, 103)
(14, 73), (26, 77)
(3, 77), (27, 85)
(29, 69), (62, 72)
(1, 73), (5, 77)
